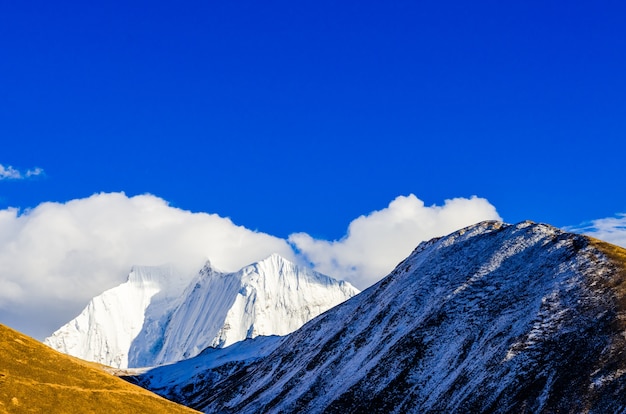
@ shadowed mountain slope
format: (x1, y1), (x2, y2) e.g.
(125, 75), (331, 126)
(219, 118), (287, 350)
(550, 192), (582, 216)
(137, 221), (626, 413)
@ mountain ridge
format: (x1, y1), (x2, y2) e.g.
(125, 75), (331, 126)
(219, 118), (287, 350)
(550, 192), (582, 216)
(134, 221), (626, 413)
(151, 253), (359, 366)
(45, 254), (359, 368)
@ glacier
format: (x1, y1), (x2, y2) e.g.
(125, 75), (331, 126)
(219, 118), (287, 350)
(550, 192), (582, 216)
(44, 254), (359, 368)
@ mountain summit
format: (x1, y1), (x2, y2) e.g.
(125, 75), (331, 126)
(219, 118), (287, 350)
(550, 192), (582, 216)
(44, 255), (359, 369)
(140, 221), (626, 413)
(149, 254), (359, 366)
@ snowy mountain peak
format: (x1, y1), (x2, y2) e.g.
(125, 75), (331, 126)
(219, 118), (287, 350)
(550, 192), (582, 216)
(152, 255), (360, 366)
(244, 254), (348, 289)
(246, 253), (294, 276)
(195, 259), (224, 281)
(262, 252), (289, 262)
(45, 256), (359, 369)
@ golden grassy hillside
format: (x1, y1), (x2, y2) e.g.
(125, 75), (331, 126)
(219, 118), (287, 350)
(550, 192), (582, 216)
(0, 323), (200, 414)
(588, 237), (626, 310)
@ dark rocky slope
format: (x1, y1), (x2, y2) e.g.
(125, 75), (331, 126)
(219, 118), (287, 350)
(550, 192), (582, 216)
(135, 221), (626, 413)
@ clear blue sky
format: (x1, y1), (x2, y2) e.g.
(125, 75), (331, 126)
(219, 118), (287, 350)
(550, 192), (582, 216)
(2, 0), (625, 240)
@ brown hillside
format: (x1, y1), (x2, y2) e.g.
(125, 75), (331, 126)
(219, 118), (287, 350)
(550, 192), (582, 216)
(0, 323), (199, 414)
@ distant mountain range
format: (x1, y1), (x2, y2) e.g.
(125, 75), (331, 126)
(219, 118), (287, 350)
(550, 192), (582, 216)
(128, 221), (626, 413)
(44, 254), (359, 368)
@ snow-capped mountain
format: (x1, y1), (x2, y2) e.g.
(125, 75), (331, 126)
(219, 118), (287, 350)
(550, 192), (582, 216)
(44, 265), (188, 369)
(45, 255), (359, 369)
(134, 221), (626, 413)
(152, 254), (359, 366)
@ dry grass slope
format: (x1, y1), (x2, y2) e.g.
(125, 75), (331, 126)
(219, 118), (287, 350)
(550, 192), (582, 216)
(588, 237), (626, 309)
(589, 237), (626, 274)
(0, 323), (199, 414)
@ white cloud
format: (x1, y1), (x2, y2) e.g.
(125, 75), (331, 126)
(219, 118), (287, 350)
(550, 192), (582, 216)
(25, 167), (45, 177)
(288, 194), (501, 290)
(0, 163), (45, 180)
(567, 214), (626, 248)
(0, 164), (22, 179)
(0, 191), (502, 340)
(0, 192), (294, 339)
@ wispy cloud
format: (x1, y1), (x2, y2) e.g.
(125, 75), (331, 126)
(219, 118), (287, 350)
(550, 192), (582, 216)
(289, 194), (502, 289)
(567, 214), (626, 248)
(0, 164), (22, 180)
(25, 167), (45, 178)
(0, 164), (45, 180)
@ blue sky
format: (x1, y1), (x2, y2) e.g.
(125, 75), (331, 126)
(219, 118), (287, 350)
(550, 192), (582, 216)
(2, 0), (625, 238)
(1, 1), (626, 338)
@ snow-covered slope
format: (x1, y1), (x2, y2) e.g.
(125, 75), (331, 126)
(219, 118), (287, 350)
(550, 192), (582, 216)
(45, 255), (359, 369)
(153, 254), (359, 366)
(44, 265), (187, 368)
(140, 221), (626, 413)
(127, 335), (285, 403)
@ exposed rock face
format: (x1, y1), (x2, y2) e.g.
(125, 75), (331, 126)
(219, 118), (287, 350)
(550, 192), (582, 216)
(135, 221), (626, 413)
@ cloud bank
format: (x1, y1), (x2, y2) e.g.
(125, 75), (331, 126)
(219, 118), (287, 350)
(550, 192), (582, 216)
(289, 194), (502, 289)
(0, 192), (502, 340)
(0, 193), (294, 339)
(0, 163), (45, 180)
(567, 214), (626, 248)
(7, 191), (626, 342)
